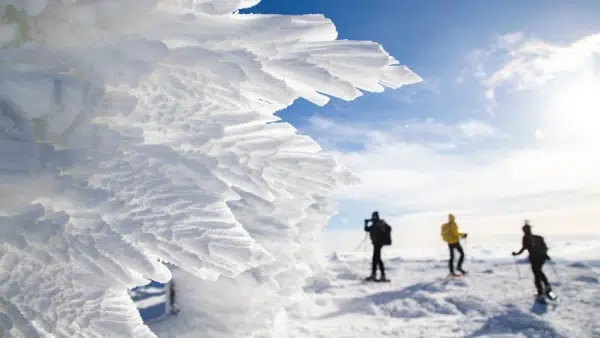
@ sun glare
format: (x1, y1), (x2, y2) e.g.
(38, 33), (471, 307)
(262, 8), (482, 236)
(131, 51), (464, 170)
(543, 77), (600, 144)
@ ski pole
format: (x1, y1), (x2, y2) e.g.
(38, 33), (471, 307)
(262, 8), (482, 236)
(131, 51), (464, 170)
(364, 235), (370, 275)
(513, 256), (522, 280)
(513, 256), (529, 295)
(353, 233), (368, 251)
(549, 260), (559, 279)
(464, 237), (469, 265)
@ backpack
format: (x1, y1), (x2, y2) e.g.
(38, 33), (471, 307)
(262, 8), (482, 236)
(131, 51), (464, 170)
(530, 235), (548, 256)
(370, 220), (392, 246)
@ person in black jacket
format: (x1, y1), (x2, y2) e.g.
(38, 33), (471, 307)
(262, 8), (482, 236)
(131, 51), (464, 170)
(512, 221), (553, 298)
(364, 211), (392, 282)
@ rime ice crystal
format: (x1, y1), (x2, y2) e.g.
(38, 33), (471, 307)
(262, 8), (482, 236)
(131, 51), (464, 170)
(0, 1), (421, 337)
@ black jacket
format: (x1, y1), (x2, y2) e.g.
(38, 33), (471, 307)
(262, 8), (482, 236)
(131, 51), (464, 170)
(522, 234), (549, 260)
(365, 219), (392, 246)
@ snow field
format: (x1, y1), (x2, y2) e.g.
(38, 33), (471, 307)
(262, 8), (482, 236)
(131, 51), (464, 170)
(289, 253), (600, 338)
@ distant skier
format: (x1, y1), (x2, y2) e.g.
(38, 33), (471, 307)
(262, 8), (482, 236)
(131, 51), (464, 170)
(441, 213), (468, 277)
(364, 211), (392, 282)
(512, 221), (554, 300)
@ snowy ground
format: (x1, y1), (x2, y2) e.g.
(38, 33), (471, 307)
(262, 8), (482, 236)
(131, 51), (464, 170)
(288, 253), (600, 338)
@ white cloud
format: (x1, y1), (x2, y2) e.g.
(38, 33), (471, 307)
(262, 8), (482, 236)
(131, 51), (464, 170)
(468, 32), (600, 107)
(458, 119), (496, 138)
(305, 115), (381, 150)
(459, 48), (491, 83)
(305, 115), (500, 150)
(315, 116), (600, 238)
(499, 32), (525, 46)
(535, 129), (544, 139)
(457, 30), (600, 147)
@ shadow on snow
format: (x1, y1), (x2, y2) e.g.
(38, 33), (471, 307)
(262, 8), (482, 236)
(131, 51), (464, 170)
(467, 305), (565, 338)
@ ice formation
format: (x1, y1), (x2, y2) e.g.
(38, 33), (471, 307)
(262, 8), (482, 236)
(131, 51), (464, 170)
(0, 1), (421, 337)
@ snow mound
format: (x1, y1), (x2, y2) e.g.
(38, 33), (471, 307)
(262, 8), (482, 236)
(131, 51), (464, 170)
(0, 1), (421, 337)
(293, 255), (600, 338)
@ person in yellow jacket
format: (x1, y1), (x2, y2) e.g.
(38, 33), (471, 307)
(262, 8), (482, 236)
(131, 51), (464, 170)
(441, 213), (468, 276)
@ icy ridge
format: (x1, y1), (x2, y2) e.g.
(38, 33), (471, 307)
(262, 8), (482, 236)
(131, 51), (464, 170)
(0, 1), (421, 337)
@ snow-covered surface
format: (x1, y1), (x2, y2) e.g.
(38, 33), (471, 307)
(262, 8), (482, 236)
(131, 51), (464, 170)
(288, 249), (600, 338)
(0, 1), (421, 337)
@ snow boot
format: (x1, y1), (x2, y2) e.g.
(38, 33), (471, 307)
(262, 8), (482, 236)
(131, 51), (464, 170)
(363, 275), (377, 282)
(545, 288), (557, 300)
(457, 268), (467, 275)
(378, 275), (390, 282)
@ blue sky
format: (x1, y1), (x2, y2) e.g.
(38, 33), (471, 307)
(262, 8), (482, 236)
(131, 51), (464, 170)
(242, 1), (600, 236)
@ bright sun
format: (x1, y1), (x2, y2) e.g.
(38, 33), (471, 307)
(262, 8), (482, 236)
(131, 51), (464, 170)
(543, 77), (600, 144)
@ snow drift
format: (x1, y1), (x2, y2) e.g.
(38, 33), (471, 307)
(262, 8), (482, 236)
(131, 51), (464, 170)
(0, 1), (421, 337)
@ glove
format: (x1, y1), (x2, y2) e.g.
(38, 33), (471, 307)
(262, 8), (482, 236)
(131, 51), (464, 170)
(462, 233), (468, 238)
(512, 252), (517, 256)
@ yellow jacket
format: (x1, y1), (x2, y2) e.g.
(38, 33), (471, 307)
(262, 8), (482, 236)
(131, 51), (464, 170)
(441, 214), (464, 244)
